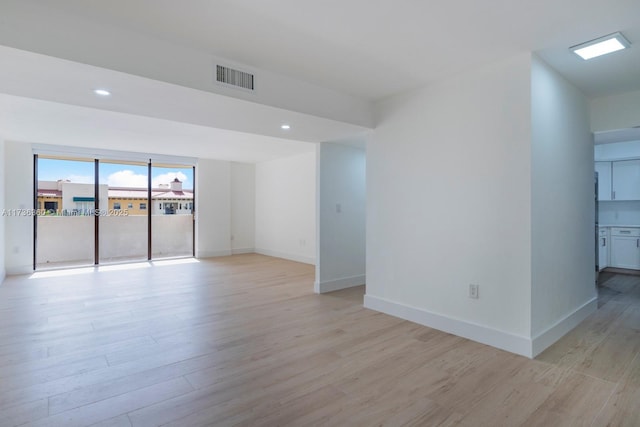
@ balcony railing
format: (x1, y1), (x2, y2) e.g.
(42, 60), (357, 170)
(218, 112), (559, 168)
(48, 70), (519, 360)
(36, 214), (193, 267)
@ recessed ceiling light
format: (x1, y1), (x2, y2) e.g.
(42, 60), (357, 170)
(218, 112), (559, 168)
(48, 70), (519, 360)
(281, 124), (291, 130)
(571, 32), (631, 60)
(93, 89), (111, 96)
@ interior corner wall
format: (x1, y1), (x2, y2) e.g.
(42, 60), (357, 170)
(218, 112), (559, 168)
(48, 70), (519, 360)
(315, 142), (366, 293)
(590, 89), (640, 132)
(4, 141), (34, 275)
(530, 56), (597, 356)
(365, 53), (534, 356)
(195, 159), (232, 258)
(230, 162), (255, 254)
(0, 138), (5, 284)
(255, 151), (316, 265)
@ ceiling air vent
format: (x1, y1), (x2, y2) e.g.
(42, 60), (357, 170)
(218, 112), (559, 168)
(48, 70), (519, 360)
(216, 65), (254, 91)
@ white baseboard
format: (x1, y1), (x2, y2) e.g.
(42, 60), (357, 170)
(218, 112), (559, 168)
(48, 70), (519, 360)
(314, 274), (365, 294)
(364, 294), (599, 358)
(254, 248), (315, 265)
(231, 248), (255, 255)
(364, 294), (533, 357)
(531, 296), (597, 357)
(195, 250), (232, 259)
(6, 265), (33, 276)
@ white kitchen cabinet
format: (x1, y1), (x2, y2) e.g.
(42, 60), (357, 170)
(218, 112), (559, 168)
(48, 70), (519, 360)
(595, 162), (612, 201)
(598, 228), (609, 271)
(610, 228), (640, 270)
(612, 160), (640, 201)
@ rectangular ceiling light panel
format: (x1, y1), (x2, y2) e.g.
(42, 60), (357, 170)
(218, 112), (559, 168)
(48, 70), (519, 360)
(571, 32), (631, 60)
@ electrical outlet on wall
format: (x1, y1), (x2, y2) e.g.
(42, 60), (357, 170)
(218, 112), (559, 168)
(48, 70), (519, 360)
(469, 284), (479, 299)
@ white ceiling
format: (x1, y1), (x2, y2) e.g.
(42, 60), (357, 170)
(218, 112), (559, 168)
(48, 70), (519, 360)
(40, 0), (640, 100)
(0, 45), (370, 162)
(1, 0), (639, 159)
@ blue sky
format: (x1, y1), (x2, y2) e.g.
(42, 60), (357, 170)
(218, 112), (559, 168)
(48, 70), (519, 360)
(38, 158), (194, 189)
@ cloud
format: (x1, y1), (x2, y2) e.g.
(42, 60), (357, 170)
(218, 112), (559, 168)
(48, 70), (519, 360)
(103, 170), (190, 189)
(106, 170), (148, 188)
(64, 174), (94, 184)
(153, 172), (188, 188)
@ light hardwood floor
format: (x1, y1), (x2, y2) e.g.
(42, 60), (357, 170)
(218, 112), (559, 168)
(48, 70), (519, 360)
(0, 255), (638, 426)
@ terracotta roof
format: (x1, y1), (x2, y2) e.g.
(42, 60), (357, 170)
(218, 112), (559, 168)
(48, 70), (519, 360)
(37, 186), (193, 199)
(108, 188), (193, 199)
(153, 190), (192, 200)
(108, 189), (148, 198)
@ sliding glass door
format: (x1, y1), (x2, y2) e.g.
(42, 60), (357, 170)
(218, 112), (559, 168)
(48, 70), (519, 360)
(151, 164), (194, 259)
(35, 156), (96, 269)
(34, 154), (195, 269)
(98, 160), (149, 264)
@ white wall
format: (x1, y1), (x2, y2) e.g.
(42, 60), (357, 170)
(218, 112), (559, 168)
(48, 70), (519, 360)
(4, 141), (34, 275)
(365, 54), (533, 356)
(315, 142), (366, 293)
(57, 182), (109, 214)
(195, 159), (232, 258)
(0, 138), (5, 283)
(591, 89), (640, 132)
(530, 56), (597, 355)
(255, 152), (316, 264)
(230, 162), (256, 254)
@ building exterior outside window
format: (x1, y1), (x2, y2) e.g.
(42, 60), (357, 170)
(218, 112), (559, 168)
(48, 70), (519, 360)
(36, 178), (193, 216)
